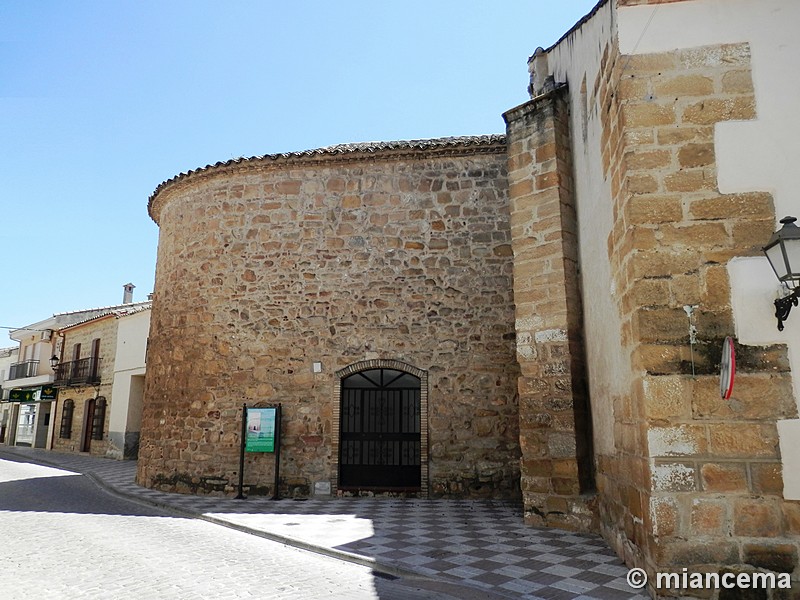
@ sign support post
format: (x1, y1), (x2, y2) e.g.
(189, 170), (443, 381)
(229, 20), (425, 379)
(273, 404), (281, 500)
(235, 403), (247, 500)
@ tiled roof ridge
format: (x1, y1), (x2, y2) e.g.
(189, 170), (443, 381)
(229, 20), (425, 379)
(110, 302), (152, 317)
(147, 134), (507, 220)
(54, 300), (152, 318)
(317, 135), (506, 154)
(57, 302), (152, 332)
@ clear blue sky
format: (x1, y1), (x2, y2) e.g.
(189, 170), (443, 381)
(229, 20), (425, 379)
(0, 1), (597, 335)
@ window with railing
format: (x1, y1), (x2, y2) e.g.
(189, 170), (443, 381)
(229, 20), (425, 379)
(53, 357), (102, 386)
(8, 360), (39, 380)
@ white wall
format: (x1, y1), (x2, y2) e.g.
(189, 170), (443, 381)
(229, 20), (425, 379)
(619, 0), (800, 498)
(114, 310), (150, 373)
(109, 310), (150, 439)
(0, 348), (19, 399)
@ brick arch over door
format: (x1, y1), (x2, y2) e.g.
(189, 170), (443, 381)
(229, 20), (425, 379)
(332, 360), (428, 496)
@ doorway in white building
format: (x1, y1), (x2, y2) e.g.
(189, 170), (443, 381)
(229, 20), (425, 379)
(15, 403), (35, 446)
(14, 402), (53, 448)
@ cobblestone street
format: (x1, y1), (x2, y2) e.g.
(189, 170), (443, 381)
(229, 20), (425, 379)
(0, 457), (499, 599)
(0, 449), (646, 599)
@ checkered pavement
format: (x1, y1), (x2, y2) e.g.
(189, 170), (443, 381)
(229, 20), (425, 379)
(334, 500), (643, 599)
(0, 448), (646, 600)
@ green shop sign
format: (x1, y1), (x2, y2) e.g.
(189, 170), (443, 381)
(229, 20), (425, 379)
(9, 389), (35, 402)
(7, 387), (58, 402)
(40, 386), (58, 400)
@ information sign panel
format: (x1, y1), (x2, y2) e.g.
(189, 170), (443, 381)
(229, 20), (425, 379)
(245, 407), (277, 453)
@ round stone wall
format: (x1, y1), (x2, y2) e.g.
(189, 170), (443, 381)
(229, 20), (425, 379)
(138, 137), (521, 498)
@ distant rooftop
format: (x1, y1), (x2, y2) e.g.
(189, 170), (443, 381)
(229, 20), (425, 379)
(9, 300), (152, 339)
(57, 301), (152, 332)
(54, 300), (151, 319)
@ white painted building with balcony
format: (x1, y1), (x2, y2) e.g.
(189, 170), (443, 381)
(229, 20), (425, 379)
(1, 285), (150, 454)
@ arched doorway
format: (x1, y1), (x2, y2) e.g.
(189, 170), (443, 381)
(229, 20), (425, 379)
(338, 367), (421, 491)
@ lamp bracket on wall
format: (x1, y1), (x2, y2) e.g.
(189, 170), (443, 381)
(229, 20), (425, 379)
(775, 286), (799, 332)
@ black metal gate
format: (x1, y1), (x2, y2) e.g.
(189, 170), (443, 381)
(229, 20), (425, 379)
(339, 368), (421, 490)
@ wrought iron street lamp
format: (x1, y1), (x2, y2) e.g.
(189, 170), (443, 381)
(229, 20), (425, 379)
(49, 355), (59, 370)
(763, 216), (800, 331)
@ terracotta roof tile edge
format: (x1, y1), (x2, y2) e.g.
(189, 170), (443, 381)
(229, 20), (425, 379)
(53, 300), (153, 318)
(147, 134), (507, 221)
(57, 302), (152, 331)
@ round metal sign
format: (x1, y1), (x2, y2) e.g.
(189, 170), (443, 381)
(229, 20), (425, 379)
(720, 336), (736, 400)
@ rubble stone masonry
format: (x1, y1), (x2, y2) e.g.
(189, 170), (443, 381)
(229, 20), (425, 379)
(137, 2), (799, 591)
(139, 138), (521, 499)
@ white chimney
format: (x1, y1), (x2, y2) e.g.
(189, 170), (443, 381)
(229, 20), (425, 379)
(123, 283), (135, 304)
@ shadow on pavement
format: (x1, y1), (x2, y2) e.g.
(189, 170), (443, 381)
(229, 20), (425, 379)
(0, 454), (167, 517)
(0, 448), (645, 600)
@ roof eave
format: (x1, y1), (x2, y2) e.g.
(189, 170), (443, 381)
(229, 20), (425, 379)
(147, 134), (507, 223)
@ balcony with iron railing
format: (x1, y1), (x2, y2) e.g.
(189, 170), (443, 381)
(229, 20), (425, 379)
(53, 357), (101, 387)
(8, 360), (40, 380)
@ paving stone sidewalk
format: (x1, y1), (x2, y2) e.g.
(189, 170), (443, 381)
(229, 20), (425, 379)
(0, 447), (647, 600)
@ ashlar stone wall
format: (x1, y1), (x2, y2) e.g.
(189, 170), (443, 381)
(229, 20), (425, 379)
(516, 1), (799, 591)
(504, 87), (596, 531)
(139, 137), (521, 499)
(609, 35), (799, 591)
